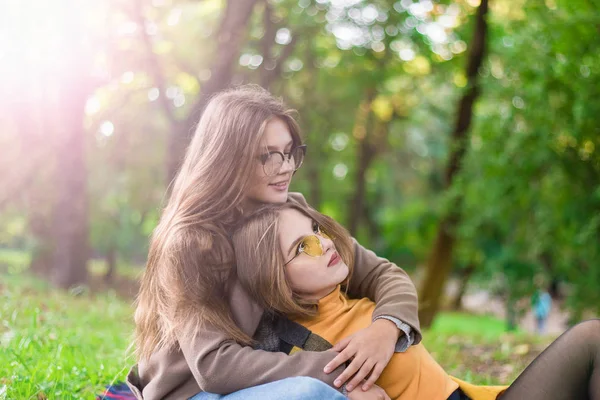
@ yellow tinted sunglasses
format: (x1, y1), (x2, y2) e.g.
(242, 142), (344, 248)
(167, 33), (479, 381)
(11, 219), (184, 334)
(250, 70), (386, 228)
(284, 224), (332, 266)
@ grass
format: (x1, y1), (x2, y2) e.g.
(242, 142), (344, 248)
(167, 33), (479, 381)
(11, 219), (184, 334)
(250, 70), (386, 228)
(0, 249), (557, 399)
(0, 248), (31, 275)
(87, 260), (143, 282)
(429, 312), (515, 339)
(0, 248), (143, 282)
(424, 313), (554, 386)
(0, 273), (134, 400)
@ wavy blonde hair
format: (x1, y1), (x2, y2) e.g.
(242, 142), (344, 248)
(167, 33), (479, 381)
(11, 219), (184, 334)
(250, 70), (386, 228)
(134, 85), (302, 360)
(232, 203), (355, 319)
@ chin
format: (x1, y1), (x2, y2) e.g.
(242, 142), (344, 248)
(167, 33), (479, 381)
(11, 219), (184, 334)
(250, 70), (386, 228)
(265, 191), (288, 204)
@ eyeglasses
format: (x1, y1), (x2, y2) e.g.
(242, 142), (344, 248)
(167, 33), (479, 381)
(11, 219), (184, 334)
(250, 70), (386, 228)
(258, 145), (307, 177)
(284, 223), (332, 266)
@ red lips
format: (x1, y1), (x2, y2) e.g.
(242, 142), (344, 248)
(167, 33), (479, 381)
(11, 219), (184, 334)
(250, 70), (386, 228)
(328, 252), (340, 267)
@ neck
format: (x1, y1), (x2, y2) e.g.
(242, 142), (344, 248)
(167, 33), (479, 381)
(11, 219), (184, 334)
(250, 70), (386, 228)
(299, 284), (338, 302)
(240, 197), (267, 214)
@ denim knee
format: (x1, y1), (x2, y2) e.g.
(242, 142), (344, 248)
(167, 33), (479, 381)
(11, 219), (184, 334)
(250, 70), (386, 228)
(188, 377), (346, 400)
(284, 377), (346, 400)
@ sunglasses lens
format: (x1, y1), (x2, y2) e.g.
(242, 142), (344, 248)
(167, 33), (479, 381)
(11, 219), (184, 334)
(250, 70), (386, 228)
(318, 226), (331, 239)
(300, 235), (324, 257)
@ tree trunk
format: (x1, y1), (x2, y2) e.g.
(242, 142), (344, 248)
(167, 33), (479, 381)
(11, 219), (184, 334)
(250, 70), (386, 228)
(301, 46), (321, 210)
(539, 251), (561, 298)
(104, 245), (117, 284)
(418, 0), (490, 328)
(166, 0), (259, 183)
(451, 263), (476, 310)
(348, 91), (376, 236)
(259, 0), (277, 89)
(28, 212), (54, 276)
(51, 22), (91, 288)
(12, 66), (56, 276)
(305, 140), (322, 209)
(361, 120), (388, 241)
(52, 82), (90, 288)
(349, 137), (375, 236)
(506, 295), (518, 331)
(259, 3), (298, 91)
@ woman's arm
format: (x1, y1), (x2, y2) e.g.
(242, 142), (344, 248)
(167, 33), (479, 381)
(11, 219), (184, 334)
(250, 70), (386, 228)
(177, 324), (345, 394)
(347, 238), (421, 344)
(163, 277), (345, 395)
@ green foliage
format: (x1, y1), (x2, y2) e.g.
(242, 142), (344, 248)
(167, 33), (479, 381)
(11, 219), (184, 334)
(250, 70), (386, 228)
(2, 0), (599, 319)
(457, 0), (600, 316)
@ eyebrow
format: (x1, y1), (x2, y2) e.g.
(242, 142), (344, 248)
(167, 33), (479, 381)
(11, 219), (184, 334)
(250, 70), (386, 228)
(266, 140), (293, 151)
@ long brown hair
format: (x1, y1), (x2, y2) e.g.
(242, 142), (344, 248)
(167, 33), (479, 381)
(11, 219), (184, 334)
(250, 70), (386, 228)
(232, 203), (355, 319)
(134, 85), (302, 360)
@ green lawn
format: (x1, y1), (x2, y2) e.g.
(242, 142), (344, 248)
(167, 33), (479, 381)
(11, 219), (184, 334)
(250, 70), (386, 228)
(424, 312), (552, 386)
(0, 251), (556, 399)
(0, 273), (134, 400)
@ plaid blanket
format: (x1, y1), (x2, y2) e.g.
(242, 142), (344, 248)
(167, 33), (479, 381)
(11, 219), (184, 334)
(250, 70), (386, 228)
(96, 382), (137, 400)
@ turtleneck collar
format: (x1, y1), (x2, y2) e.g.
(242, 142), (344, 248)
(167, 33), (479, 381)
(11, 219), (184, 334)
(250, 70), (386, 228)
(315, 285), (348, 318)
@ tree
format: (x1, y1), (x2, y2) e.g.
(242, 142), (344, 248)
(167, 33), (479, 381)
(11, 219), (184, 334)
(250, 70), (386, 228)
(167, 0), (260, 183)
(419, 0), (490, 327)
(51, 6), (93, 288)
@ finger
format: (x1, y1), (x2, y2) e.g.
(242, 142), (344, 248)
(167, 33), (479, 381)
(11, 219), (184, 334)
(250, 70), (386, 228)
(362, 363), (385, 391)
(324, 347), (354, 374)
(332, 354), (365, 388)
(332, 335), (352, 352)
(346, 359), (376, 392)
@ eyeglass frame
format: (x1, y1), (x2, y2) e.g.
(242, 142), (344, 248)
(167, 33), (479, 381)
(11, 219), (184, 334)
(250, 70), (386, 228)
(258, 144), (307, 177)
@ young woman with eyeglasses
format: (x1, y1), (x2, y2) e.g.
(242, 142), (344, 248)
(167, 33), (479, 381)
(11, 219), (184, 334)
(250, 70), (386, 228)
(128, 85), (422, 400)
(231, 203), (600, 400)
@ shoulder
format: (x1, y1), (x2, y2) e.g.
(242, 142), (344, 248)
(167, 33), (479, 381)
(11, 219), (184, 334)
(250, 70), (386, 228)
(287, 192), (311, 209)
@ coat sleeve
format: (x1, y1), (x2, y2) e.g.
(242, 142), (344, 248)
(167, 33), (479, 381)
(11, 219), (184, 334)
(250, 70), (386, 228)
(176, 310), (344, 394)
(174, 276), (344, 394)
(348, 238), (421, 343)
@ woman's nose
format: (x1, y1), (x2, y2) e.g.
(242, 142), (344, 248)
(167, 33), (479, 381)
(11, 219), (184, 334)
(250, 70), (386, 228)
(278, 157), (294, 174)
(320, 235), (335, 253)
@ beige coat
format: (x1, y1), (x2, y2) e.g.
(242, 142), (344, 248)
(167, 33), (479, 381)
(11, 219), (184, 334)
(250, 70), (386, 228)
(127, 193), (421, 400)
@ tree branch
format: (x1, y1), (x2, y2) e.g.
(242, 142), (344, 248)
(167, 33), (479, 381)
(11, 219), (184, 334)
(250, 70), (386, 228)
(132, 0), (178, 126)
(260, 34), (298, 89)
(445, 0), (489, 186)
(183, 0), (259, 130)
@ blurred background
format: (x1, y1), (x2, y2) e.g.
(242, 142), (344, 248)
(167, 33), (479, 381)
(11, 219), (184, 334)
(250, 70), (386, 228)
(1, 0), (599, 398)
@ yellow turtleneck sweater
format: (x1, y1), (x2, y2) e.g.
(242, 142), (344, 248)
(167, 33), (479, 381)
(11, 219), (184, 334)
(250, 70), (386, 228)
(292, 286), (507, 400)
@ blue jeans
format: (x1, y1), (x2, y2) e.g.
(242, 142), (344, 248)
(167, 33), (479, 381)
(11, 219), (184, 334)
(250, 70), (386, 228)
(188, 377), (346, 400)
